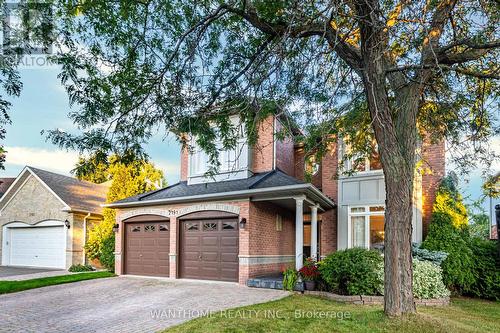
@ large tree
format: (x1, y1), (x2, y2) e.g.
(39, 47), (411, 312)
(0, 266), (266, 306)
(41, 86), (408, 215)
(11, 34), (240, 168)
(4, 0), (495, 315)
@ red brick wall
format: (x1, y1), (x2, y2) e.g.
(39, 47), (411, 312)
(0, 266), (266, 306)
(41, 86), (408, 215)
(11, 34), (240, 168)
(252, 116), (275, 173)
(421, 139), (445, 238)
(320, 142), (338, 256)
(293, 146), (322, 189)
(248, 201), (295, 256)
(294, 147), (305, 181)
(275, 119), (295, 176)
(180, 146), (188, 181)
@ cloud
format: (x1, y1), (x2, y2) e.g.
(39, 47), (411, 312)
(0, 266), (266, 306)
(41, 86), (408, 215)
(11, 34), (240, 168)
(4, 146), (78, 176)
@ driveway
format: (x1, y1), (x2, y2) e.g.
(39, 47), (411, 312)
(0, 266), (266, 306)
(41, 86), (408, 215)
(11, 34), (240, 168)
(0, 266), (64, 280)
(0, 276), (288, 333)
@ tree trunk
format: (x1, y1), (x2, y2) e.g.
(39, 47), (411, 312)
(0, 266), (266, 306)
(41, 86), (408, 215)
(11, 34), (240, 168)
(383, 164), (416, 316)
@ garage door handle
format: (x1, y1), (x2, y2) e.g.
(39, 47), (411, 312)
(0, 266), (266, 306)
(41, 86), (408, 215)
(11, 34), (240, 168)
(139, 254), (143, 257)
(198, 255), (202, 260)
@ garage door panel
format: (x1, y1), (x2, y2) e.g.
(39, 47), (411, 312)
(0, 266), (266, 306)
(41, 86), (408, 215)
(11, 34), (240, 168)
(180, 217), (239, 282)
(202, 252), (218, 261)
(9, 226), (65, 269)
(220, 252), (238, 262)
(221, 236), (238, 246)
(201, 236), (218, 246)
(125, 220), (170, 277)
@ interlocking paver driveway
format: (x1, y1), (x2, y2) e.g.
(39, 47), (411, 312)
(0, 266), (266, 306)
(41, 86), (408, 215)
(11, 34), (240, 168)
(0, 276), (288, 333)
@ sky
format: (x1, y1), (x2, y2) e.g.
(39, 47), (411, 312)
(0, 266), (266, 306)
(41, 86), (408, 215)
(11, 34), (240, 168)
(1, 64), (499, 222)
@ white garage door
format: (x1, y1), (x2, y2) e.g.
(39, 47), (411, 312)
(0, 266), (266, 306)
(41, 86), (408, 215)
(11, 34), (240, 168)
(9, 226), (66, 268)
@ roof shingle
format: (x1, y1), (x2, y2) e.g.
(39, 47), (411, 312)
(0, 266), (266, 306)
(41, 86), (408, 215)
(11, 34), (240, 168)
(29, 167), (109, 214)
(113, 169), (304, 204)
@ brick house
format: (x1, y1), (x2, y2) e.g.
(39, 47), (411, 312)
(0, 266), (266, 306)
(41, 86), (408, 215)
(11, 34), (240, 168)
(107, 115), (445, 284)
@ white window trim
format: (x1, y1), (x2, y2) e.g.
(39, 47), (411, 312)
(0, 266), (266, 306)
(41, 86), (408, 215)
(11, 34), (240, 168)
(347, 205), (385, 249)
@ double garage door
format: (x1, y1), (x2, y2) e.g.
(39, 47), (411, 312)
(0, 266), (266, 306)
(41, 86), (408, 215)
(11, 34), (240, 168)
(124, 212), (239, 282)
(7, 226), (65, 268)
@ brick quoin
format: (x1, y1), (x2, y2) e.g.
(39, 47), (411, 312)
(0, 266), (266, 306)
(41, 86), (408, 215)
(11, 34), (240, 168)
(320, 142), (338, 256)
(421, 139), (445, 238)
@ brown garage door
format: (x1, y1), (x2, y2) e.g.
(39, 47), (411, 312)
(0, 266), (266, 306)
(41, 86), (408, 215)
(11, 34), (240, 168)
(180, 213), (239, 282)
(124, 215), (170, 277)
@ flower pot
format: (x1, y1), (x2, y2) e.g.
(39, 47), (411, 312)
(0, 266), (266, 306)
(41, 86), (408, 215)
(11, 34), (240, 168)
(304, 280), (316, 291)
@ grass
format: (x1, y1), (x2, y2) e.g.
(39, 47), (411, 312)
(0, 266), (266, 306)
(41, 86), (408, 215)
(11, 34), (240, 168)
(163, 295), (500, 333)
(0, 271), (115, 294)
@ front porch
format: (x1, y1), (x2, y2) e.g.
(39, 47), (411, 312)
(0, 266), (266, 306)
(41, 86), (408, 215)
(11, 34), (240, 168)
(251, 194), (334, 271)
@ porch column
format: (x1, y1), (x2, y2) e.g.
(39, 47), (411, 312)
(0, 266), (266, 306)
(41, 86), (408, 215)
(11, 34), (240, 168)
(310, 205), (318, 260)
(295, 198), (304, 270)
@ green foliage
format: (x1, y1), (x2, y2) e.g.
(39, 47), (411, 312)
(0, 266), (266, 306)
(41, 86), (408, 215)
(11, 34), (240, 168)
(99, 235), (116, 272)
(376, 260), (450, 299)
(68, 264), (94, 272)
(282, 268), (298, 291)
(422, 174), (500, 299)
(422, 174), (476, 293)
(432, 173), (468, 229)
(83, 154), (164, 270)
(467, 238), (500, 301)
(412, 260), (450, 299)
(469, 213), (490, 240)
(412, 243), (448, 266)
(422, 212), (475, 293)
(318, 248), (383, 296)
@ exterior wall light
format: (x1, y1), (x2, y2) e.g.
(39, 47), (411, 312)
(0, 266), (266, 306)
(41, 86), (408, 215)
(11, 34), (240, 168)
(64, 219), (71, 229)
(113, 224), (119, 233)
(239, 218), (247, 229)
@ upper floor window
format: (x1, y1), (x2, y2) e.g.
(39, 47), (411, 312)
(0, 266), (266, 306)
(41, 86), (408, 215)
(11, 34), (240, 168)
(305, 155), (320, 176)
(188, 115), (249, 179)
(344, 141), (382, 173)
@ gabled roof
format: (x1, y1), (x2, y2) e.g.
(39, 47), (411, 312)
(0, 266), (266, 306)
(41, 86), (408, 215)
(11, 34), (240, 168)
(0, 166), (109, 215)
(107, 169), (335, 210)
(0, 178), (15, 197)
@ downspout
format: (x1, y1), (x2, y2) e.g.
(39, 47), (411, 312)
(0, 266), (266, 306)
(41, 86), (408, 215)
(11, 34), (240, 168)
(83, 212), (91, 265)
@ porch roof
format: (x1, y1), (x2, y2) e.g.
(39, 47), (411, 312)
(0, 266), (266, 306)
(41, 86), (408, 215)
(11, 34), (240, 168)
(105, 169), (335, 211)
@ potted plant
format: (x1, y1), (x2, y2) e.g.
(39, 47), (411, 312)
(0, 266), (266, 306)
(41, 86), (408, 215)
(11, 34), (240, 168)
(299, 258), (320, 291)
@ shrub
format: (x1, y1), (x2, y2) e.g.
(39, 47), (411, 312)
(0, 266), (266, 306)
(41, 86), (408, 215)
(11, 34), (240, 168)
(318, 248), (383, 295)
(68, 264), (94, 272)
(282, 268), (298, 291)
(412, 243), (448, 266)
(299, 258), (320, 281)
(466, 238), (500, 300)
(412, 260), (450, 299)
(376, 260), (450, 299)
(99, 235), (115, 272)
(422, 212), (476, 293)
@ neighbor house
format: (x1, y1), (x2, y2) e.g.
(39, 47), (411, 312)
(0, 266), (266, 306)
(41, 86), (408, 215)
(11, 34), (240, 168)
(107, 115), (444, 284)
(0, 167), (108, 269)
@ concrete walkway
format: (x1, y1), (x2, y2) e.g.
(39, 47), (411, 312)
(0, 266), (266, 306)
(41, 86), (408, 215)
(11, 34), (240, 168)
(0, 266), (68, 281)
(0, 276), (289, 333)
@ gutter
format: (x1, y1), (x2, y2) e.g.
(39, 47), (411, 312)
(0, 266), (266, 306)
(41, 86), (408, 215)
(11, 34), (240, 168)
(103, 183), (336, 210)
(83, 213), (91, 265)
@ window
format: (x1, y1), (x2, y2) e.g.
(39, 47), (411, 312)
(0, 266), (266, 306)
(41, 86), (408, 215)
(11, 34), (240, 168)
(159, 224), (169, 231)
(305, 155), (320, 176)
(344, 141), (382, 173)
(188, 116), (249, 179)
(348, 206), (385, 249)
(185, 222), (199, 231)
(144, 225), (156, 232)
(203, 222), (218, 231)
(131, 226), (141, 232)
(222, 221), (237, 230)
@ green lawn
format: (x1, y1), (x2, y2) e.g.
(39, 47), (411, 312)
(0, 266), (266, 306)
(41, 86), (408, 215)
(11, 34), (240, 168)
(0, 271), (115, 294)
(163, 295), (500, 333)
